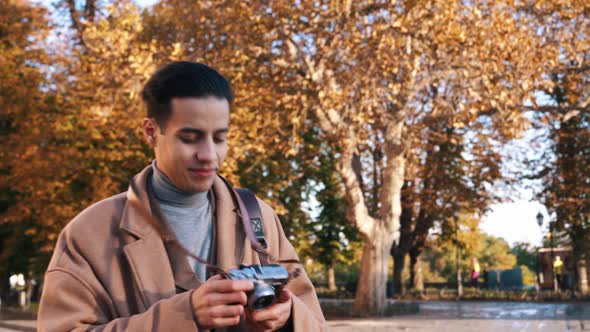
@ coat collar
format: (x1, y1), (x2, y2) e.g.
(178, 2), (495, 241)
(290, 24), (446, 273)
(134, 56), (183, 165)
(119, 164), (248, 296)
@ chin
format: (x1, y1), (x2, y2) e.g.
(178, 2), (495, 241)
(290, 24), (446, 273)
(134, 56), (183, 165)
(190, 180), (214, 193)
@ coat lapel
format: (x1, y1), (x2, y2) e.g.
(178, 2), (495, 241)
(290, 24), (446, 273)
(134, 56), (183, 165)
(119, 167), (249, 311)
(143, 174), (201, 293)
(212, 176), (247, 271)
(120, 166), (176, 310)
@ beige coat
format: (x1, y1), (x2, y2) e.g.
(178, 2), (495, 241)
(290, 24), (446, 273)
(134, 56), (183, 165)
(37, 165), (326, 331)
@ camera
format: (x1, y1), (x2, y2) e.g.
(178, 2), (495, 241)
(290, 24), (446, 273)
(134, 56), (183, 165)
(227, 264), (289, 310)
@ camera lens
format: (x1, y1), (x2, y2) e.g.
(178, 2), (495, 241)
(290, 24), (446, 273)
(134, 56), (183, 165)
(252, 294), (275, 310)
(248, 281), (278, 310)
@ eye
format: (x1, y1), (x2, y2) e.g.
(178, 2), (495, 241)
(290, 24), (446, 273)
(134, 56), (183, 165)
(178, 134), (199, 143)
(214, 136), (227, 144)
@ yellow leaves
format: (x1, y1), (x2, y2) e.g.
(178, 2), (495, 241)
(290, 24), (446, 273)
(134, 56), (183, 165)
(452, 121), (465, 129)
(285, 148), (297, 157)
(170, 42), (183, 59)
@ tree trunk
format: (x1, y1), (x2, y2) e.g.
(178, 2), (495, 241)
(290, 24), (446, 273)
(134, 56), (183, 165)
(330, 114), (405, 316)
(456, 244), (463, 298)
(409, 250), (424, 293)
(22, 277), (33, 310)
(391, 181), (414, 296)
(327, 264), (337, 291)
(0, 272), (9, 305)
(353, 225), (395, 316)
(392, 251), (406, 296)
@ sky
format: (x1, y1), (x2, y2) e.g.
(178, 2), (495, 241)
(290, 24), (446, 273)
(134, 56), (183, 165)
(481, 200), (550, 247)
(480, 92), (556, 248)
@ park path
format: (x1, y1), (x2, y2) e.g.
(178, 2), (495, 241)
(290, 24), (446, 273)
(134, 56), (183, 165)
(2, 300), (590, 331)
(326, 300), (590, 331)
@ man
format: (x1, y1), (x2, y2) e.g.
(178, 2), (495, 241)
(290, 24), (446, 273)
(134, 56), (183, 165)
(470, 257), (480, 288)
(37, 61), (326, 331)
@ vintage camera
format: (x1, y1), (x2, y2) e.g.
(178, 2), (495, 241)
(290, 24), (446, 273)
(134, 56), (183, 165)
(227, 264), (289, 310)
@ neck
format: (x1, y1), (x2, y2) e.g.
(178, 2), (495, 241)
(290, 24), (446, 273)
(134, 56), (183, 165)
(150, 160), (208, 208)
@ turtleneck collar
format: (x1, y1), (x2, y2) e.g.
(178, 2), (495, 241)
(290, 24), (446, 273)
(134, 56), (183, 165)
(150, 160), (209, 208)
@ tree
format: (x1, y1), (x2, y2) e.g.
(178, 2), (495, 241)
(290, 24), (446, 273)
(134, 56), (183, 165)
(2, 0), (163, 272)
(392, 123), (501, 295)
(526, 1), (590, 291)
(389, 0), (590, 297)
(0, 0), (52, 296)
(512, 242), (537, 273)
(143, 0), (552, 314)
(519, 0), (589, 292)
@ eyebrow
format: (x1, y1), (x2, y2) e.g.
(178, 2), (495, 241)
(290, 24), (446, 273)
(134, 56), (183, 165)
(177, 127), (228, 135)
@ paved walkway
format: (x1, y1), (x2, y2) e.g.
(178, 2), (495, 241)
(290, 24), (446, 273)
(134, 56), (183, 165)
(328, 318), (590, 331)
(326, 300), (590, 331)
(2, 301), (589, 331)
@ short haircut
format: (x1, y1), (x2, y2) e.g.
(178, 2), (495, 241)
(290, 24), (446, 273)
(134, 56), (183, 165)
(141, 61), (233, 128)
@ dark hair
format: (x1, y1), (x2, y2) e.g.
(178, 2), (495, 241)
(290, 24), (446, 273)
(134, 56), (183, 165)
(141, 61), (233, 127)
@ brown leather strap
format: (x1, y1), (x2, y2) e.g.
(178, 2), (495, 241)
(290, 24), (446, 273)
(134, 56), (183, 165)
(129, 174), (300, 279)
(236, 188), (268, 265)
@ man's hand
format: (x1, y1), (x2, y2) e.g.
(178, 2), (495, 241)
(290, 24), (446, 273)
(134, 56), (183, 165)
(191, 274), (253, 330)
(245, 289), (293, 332)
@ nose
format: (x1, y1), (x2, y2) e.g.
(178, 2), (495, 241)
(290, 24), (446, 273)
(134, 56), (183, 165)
(196, 137), (216, 163)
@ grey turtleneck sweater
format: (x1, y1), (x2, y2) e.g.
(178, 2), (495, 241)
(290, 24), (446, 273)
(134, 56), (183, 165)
(150, 160), (212, 282)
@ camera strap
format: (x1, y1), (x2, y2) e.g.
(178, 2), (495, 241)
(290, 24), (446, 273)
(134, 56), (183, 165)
(129, 174), (301, 282)
(235, 189), (267, 247)
(219, 177), (269, 266)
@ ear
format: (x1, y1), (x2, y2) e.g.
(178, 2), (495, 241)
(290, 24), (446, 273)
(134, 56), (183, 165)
(142, 118), (158, 147)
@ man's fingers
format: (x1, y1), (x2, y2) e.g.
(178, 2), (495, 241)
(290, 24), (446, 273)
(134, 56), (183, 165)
(210, 315), (242, 328)
(249, 301), (289, 322)
(207, 291), (248, 306)
(208, 279), (254, 293)
(209, 304), (245, 318)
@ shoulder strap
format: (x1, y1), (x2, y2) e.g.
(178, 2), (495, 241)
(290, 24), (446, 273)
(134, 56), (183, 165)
(219, 177), (269, 266)
(236, 188), (268, 250)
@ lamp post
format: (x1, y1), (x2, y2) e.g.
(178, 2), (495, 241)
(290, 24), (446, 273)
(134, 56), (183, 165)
(536, 212), (544, 291)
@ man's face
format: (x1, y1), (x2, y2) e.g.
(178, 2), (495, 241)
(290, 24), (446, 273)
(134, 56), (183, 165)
(144, 97), (229, 193)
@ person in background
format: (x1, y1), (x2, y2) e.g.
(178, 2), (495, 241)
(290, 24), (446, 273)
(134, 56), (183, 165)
(554, 255), (564, 291)
(471, 257), (481, 288)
